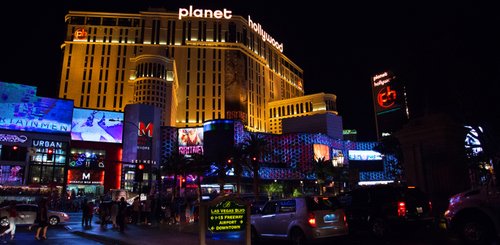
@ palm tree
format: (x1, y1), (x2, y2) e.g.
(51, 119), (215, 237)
(465, 125), (500, 187)
(162, 152), (188, 201)
(229, 143), (246, 195)
(242, 133), (269, 197)
(311, 157), (334, 195)
(186, 153), (212, 202)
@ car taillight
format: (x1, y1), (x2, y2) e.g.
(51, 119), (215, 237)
(398, 201), (406, 217)
(308, 212), (317, 228)
(429, 201), (432, 212)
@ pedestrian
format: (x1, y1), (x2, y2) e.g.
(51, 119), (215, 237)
(0, 201), (21, 241)
(34, 198), (49, 240)
(81, 198), (88, 227)
(110, 198), (119, 229)
(116, 197), (127, 232)
(86, 201), (94, 227)
(143, 196), (152, 225)
(132, 197), (141, 224)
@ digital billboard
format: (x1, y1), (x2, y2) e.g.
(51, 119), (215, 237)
(348, 150), (383, 171)
(71, 108), (124, 143)
(0, 165), (24, 185)
(0, 97), (73, 134)
(313, 144), (330, 161)
(178, 127), (204, 155)
(0, 81), (73, 133)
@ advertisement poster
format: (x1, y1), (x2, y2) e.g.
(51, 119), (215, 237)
(71, 108), (124, 143)
(178, 127), (204, 155)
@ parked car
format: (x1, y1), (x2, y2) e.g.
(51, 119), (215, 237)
(251, 196), (348, 245)
(338, 184), (435, 238)
(444, 183), (500, 245)
(0, 203), (70, 227)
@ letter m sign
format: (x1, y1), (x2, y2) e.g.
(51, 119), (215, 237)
(138, 122), (154, 137)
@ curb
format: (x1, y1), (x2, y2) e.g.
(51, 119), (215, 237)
(72, 230), (133, 245)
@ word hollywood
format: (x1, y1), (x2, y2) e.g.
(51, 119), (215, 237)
(248, 16), (284, 53)
(179, 5), (232, 20)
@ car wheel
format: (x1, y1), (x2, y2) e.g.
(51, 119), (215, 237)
(459, 217), (493, 245)
(371, 218), (387, 238)
(290, 228), (306, 245)
(49, 216), (60, 226)
(0, 217), (9, 227)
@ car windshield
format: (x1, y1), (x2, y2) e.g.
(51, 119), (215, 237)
(306, 196), (340, 211)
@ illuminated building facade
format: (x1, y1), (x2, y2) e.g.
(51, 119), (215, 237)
(59, 7), (304, 132)
(269, 93), (339, 135)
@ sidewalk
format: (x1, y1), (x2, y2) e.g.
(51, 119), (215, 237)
(67, 221), (246, 245)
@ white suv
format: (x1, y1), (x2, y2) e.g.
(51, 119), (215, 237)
(444, 184), (500, 244)
(251, 196), (348, 245)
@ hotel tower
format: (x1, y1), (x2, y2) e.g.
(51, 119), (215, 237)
(59, 6), (337, 132)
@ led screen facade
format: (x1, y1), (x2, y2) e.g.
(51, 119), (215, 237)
(71, 108), (124, 143)
(0, 81), (73, 134)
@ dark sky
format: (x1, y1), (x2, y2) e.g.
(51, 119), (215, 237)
(2, 1), (499, 141)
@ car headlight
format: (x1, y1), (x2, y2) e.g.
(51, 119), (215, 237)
(62, 213), (69, 218)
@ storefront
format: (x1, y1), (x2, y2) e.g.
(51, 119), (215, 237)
(0, 130), (71, 187)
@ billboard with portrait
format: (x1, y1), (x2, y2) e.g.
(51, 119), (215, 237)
(71, 108), (124, 143)
(313, 144), (330, 161)
(178, 127), (204, 155)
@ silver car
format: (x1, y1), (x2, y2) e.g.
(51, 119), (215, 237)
(251, 196), (348, 245)
(0, 203), (70, 227)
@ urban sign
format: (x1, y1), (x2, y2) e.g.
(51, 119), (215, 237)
(208, 199), (247, 232)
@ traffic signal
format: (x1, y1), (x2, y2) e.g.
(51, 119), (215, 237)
(135, 164), (144, 182)
(181, 177), (186, 188)
(47, 148), (54, 161)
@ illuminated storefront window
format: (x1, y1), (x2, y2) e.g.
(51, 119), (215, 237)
(28, 140), (68, 184)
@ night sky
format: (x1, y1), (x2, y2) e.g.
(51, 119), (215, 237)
(2, 1), (499, 141)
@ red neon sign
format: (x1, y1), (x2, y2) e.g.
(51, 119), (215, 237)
(377, 86), (397, 108)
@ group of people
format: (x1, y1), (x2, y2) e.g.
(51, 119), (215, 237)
(83, 197), (128, 232)
(0, 198), (50, 241)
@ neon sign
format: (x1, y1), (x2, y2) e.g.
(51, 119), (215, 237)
(73, 28), (88, 41)
(178, 5), (232, 20)
(377, 86), (397, 108)
(248, 16), (284, 52)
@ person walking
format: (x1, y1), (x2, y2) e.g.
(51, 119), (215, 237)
(143, 196), (152, 225)
(132, 197), (141, 224)
(85, 201), (94, 227)
(116, 197), (127, 232)
(81, 198), (88, 227)
(0, 201), (21, 241)
(34, 198), (49, 240)
(110, 198), (119, 229)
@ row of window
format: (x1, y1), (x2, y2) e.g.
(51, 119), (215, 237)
(269, 102), (314, 119)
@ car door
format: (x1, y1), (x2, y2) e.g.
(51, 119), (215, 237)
(16, 204), (37, 225)
(254, 201), (279, 237)
(274, 199), (296, 237)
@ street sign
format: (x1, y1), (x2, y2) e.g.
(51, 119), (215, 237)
(208, 199), (246, 232)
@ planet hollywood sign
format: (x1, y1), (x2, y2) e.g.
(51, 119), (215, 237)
(178, 6), (284, 53)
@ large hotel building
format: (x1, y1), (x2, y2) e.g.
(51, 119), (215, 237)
(59, 6), (338, 133)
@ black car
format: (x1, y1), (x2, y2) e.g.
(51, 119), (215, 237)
(338, 184), (435, 238)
